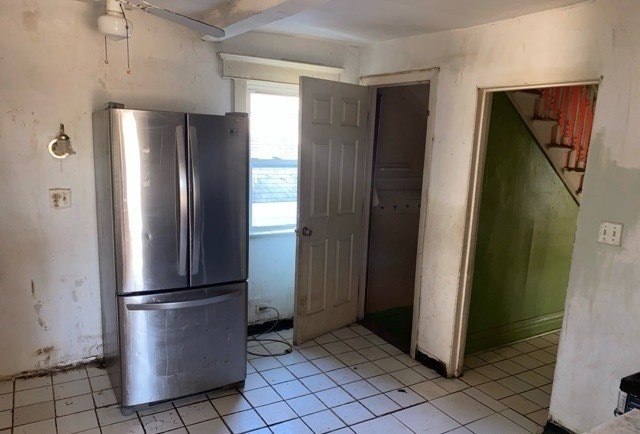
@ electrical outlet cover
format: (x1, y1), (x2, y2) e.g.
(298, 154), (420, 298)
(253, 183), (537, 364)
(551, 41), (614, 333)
(50, 188), (71, 209)
(598, 221), (622, 246)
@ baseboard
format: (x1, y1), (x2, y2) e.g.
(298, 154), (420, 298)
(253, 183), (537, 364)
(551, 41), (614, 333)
(415, 348), (448, 378)
(248, 318), (293, 336)
(0, 357), (104, 382)
(543, 420), (575, 434)
(466, 311), (563, 354)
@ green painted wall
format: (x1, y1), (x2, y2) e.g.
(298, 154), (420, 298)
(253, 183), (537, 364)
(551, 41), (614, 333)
(465, 92), (579, 354)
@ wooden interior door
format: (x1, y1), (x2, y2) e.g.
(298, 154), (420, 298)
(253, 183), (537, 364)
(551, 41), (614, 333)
(294, 76), (371, 344)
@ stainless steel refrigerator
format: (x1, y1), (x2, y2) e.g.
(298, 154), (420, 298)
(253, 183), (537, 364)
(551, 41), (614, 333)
(93, 108), (248, 412)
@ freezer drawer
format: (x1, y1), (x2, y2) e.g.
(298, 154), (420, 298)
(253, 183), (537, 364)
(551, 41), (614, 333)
(117, 283), (247, 408)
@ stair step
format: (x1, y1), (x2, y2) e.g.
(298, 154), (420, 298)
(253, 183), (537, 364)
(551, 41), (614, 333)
(507, 91), (581, 205)
(547, 143), (573, 150)
(515, 89), (543, 96)
(533, 118), (559, 125)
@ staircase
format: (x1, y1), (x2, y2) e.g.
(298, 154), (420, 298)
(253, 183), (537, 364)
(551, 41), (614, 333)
(507, 86), (597, 204)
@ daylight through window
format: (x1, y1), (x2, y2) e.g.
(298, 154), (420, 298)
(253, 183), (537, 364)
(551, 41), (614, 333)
(249, 90), (299, 232)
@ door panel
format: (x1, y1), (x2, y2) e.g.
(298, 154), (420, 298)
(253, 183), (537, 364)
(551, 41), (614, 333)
(341, 98), (361, 127)
(335, 235), (354, 305)
(187, 114), (249, 287)
(310, 141), (331, 218)
(338, 141), (358, 214)
(306, 239), (329, 315)
(117, 283), (247, 407)
(110, 110), (188, 294)
(295, 77), (371, 343)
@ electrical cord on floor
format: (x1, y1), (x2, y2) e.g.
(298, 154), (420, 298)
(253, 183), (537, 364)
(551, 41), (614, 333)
(247, 306), (293, 357)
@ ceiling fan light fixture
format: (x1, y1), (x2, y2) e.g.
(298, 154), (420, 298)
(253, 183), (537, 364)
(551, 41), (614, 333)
(98, 0), (133, 41)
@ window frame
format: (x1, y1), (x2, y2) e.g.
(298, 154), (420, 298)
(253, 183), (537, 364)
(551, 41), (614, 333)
(239, 80), (300, 236)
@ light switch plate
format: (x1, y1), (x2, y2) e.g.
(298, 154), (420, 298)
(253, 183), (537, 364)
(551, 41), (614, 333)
(598, 221), (622, 246)
(49, 188), (71, 209)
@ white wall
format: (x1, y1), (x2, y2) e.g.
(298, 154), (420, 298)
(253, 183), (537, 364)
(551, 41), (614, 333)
(0, 0), (360, 378)
(248, 234), (296, 324)
(361, 1), (640, 431)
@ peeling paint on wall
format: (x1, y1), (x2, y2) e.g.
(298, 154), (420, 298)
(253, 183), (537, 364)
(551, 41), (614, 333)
(1, 0), (361, 380)
(34, 345), (54, 367)
(22, 0), (40, 34)
(33, 300), (48, 331)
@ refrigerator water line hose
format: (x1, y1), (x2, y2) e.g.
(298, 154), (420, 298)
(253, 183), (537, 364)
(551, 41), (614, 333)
(247, 306), (294, 357)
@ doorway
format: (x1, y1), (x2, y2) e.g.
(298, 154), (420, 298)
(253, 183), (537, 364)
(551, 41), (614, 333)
(360, 83), (430, 353)
(458, 83), (597, 427)
(293, 72), (436, 349)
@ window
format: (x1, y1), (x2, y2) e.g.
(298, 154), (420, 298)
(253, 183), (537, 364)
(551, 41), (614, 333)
(247, 82), (299, 234)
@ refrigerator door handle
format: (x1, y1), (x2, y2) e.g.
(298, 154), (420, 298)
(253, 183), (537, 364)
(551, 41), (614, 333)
(189, 125), (202, 276)
(176, 125), (188, 277)
(125, 288), (243, 311)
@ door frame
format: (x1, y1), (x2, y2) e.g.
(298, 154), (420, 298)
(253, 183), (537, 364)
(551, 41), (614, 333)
(358, 68), (439, 358)
(451, 78), (601, 376)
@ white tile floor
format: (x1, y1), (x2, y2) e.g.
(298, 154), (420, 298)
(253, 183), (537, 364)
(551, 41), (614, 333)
(0, 326), (559, 433)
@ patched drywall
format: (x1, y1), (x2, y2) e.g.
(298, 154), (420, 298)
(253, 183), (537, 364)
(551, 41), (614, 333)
(0, 0), (360, 378)
(361, 1), (640, 431)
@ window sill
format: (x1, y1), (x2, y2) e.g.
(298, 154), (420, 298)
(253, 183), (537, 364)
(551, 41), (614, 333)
(250, 228), (296, 238)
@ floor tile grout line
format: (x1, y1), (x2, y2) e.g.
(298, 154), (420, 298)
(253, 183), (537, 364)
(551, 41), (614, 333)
(466, 336), (558, 363)
(236, 378), (277, 431)
(170, 398), (189, 431)
(135, 407), (148, 434)
(10, 378), (15, 432)
(462, 360), (555, 388)
(52, 371), (59, 434)
(453, 382), (540, 430)
(462, 380), (548, 413)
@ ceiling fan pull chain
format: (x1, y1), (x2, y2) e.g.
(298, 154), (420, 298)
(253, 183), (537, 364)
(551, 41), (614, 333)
(104, 36), (109, 64)
(125, 29), (131, 74)
(120, 3), (132, 74)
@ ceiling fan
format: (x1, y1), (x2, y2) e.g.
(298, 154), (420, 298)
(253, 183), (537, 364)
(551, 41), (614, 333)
(97, 0), (225, 41)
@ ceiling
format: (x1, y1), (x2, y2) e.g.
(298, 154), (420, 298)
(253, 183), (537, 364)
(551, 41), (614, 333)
(148, 0), (227, 17)
(141, 0), (588, 44)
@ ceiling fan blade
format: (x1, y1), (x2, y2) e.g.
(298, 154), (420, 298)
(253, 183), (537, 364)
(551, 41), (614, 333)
(123, 0), (225, 38)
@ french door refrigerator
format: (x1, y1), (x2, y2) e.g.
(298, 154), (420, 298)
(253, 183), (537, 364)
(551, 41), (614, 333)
(93, 108), (248, 411)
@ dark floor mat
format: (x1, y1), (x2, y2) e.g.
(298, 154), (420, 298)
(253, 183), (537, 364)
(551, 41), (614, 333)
(361, 306), (413, 353)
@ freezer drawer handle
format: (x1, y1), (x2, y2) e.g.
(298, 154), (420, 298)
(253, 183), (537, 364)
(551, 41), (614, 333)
(125, 288), (242, 311)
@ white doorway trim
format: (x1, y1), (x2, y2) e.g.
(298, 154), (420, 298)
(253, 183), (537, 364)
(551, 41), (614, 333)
(451, 78), (601, 376)
(358, 68), (439, 358)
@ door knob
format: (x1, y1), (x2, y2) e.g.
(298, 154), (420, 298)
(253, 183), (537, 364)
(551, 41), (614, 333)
(296, 227), (313, 237)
